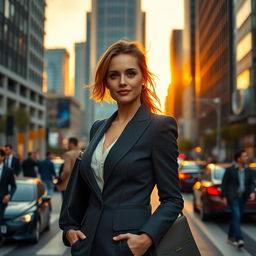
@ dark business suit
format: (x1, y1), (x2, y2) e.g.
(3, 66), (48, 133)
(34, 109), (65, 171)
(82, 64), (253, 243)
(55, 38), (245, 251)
(5, 156), (21, 176)
(22, 158), (38, 177)
(221, 165), (254, 202)
(59, 105), (183, 256)
(0, 165), (17, 239)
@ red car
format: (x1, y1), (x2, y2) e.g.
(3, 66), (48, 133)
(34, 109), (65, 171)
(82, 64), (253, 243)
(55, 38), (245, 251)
(192, 163), (256, 221)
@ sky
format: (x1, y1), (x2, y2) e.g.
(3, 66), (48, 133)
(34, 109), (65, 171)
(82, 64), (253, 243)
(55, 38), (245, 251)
(45, 0), (184, 109)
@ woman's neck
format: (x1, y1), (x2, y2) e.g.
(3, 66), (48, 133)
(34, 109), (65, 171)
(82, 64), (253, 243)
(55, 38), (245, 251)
(115, 102), (141, 123)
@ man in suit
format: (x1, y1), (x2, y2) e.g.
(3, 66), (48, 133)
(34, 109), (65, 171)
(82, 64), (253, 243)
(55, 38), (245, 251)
(56, 137), (80, 199)
(22, 152), (38, 177)
(221, 150), (255, 248)
(0, 149), (16, 246)
(38, 152), (56, 195)
(4, 144), (21, 176)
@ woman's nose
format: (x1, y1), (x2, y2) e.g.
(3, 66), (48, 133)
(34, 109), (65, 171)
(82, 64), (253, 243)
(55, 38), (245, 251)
(120, 74), (126, 86)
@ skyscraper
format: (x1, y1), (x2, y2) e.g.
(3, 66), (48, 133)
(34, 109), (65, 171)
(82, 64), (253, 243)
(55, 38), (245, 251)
(74, 42), (86, 109)
(85, 0), (145, 132)
(45, 48), (70, 95)
(0, 0), (46, 158)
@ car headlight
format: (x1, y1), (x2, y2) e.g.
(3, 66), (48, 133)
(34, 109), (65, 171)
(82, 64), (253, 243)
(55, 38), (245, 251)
(14, 213), (34, 223)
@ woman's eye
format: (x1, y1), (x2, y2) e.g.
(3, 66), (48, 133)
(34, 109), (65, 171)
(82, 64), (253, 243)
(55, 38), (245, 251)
(108, 73), (118, 79)
(127, 71), (136, 78)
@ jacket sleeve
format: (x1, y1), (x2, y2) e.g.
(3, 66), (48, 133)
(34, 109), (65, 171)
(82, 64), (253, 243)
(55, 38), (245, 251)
(59, 159), (90, 246)
(8, 170), (17, 198)
(139, 116), (183, 247)
(221, 167), (230, 199)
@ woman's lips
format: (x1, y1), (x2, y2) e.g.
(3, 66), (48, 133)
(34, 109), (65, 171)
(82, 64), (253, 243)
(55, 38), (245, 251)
(117, 90), (131, 96)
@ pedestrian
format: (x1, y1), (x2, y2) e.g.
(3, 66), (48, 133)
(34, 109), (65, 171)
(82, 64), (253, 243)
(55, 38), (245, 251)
(4, 144), (21, 176)
(0, 149), (16, 247)
(38, 152), (56, 196)
(22, 152), (38, 178)
(59, 40), (183, 256)
(56, 137), (80, 200)
(221, 149), (255, 248)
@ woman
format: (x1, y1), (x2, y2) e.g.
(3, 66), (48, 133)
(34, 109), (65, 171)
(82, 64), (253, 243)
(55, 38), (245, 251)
(59, 41), (183, 256)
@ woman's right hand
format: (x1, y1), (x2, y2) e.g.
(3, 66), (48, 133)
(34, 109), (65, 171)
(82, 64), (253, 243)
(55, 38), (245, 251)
(66, 229), (87, 246)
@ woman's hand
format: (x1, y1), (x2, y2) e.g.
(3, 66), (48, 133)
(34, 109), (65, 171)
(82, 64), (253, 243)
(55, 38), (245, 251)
(113, 233), (153, 256)
(66, 229), (87, 246)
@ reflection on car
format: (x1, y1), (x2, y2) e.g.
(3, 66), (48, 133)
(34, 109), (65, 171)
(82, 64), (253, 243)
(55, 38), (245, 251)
(192, 163), (256, 221)
(2, 178), (51, 243)
(178, 161), (206, 192)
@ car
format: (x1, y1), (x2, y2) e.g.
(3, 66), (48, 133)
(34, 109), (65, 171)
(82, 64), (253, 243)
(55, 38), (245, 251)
(178, 161), (206, 192)
(192, 163), (256, 221)
(2, 178), (52, 243)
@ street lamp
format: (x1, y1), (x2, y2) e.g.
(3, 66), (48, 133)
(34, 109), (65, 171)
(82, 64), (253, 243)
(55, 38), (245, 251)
(196, 97), (221, 159)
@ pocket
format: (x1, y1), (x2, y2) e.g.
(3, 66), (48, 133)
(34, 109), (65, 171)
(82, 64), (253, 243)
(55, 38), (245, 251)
(71, 239), (88, 256)
(113, 208), (150, 231)
(119, 240), (134, 256)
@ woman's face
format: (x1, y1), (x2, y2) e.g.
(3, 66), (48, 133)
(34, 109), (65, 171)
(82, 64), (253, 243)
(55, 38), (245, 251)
(106, 54), (143, 106)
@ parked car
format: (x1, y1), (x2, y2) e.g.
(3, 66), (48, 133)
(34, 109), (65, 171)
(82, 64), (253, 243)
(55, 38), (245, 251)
(192, 163), (256, 221)
(178, 161), (206, 192)
(2, 178), (51, 243)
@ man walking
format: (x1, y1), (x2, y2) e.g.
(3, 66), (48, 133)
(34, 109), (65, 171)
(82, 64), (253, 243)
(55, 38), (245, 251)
(4, 144), (21, 176)
(221, 150), (255, 248)
(56, 137), (80, 199)
(22, 152), (38, 178)
(0, 149), (16, 246)
(38, 152), (56, 195)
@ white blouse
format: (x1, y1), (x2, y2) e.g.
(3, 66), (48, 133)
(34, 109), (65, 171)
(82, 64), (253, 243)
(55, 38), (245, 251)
(91, 134), (117, 191)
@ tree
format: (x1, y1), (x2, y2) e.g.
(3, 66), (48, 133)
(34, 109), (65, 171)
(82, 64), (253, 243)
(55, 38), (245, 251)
(11, 108), (31, 132)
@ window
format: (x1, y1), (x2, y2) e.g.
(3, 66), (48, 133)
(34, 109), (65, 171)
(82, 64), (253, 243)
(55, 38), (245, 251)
(236, 69), (250, 89)
(236, 32), (252, 61)
(236, 0), (251, 29)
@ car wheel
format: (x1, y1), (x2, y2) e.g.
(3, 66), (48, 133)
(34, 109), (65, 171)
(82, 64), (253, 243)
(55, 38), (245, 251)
(31, 219), (40, 243)
(200, 201), (209, 221)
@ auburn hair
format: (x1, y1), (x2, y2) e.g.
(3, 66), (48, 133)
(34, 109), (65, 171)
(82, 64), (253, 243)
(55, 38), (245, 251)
(90, 40), (161, 113)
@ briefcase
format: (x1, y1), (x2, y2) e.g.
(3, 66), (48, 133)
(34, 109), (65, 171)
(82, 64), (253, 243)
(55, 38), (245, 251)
(153, 214), (201, 256)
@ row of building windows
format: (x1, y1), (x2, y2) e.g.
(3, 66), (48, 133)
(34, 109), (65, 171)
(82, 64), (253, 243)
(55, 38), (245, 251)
(0, 41), (27, 78)
(30, 16), (44, 39)
(30, 1), (44, 25)
(30, 34), (44, 56)
(30, 51), (44, 72)
(29, 68), (42, 86)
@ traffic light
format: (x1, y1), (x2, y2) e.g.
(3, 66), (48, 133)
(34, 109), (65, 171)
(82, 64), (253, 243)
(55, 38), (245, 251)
(6, 115), (14, 136)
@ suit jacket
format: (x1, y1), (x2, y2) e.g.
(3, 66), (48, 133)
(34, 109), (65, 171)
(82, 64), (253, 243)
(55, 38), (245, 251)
(5, 156), (21, 176)
(57, 149), (80, 191)
(59, 105), (183, 256)
(221, 164), (254, 201)
(38, 158), (56, 181)
(22, 158), (38, 177)
(0, 165), (17, 206)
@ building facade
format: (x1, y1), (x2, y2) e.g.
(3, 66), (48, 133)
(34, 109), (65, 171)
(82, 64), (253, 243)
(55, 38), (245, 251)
(46, 92), (81, 148)
(45, 48), (70, 95)
(0, 0), (46, 158)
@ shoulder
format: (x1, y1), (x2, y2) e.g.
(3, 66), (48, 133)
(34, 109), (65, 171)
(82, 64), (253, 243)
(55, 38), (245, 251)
(150, 114), (178, 136)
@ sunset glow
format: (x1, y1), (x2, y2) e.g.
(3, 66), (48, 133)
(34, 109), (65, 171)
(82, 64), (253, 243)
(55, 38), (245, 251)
(45, 0), (184, 109)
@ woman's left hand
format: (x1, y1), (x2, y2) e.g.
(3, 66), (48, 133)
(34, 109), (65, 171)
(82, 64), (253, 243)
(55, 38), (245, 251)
(113, 233), (153, 256)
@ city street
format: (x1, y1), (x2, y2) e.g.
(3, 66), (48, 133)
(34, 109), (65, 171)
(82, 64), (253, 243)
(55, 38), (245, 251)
(1, 189), (255, 256)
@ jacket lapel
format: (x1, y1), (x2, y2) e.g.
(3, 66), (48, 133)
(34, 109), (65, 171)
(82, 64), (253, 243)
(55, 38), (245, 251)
(103, 105), (152, 188)
(80, 111), (118, 199)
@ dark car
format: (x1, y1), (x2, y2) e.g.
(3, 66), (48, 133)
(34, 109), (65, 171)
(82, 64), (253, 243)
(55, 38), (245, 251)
(1, 178), (51, 243)
(178, 161), (206, 192)
(192, 163), (256, 221)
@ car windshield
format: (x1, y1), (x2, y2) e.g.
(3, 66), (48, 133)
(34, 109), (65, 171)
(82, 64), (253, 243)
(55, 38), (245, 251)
(11, 183), (36, 202)
(182, 164), (205, 170)
(213, 167), (225, 181)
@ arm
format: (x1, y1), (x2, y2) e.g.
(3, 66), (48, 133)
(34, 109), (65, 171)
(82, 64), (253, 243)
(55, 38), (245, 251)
(59, 153), (72, 182)
(221, 168), (229, 199)
(59, 159), (90, 246)
(139, 116), (184, 247)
